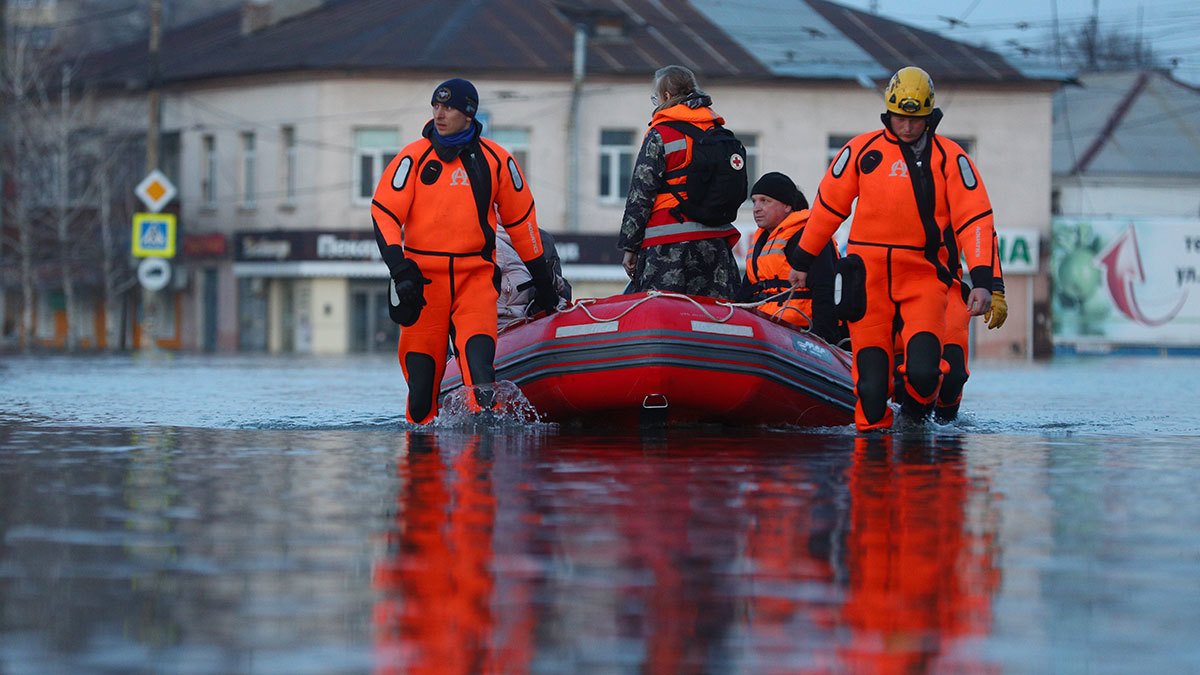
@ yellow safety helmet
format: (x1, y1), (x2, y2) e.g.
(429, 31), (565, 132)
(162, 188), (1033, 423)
(884, 66), (935, 117)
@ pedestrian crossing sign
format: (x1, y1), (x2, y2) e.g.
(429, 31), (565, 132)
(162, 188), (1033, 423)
(132, 212), (177, 258)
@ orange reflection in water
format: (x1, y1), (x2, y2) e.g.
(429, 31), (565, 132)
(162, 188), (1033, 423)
(369, 431), (1000, 673)
(840, 435), (1001, 674)
(372, 432), (532, 675)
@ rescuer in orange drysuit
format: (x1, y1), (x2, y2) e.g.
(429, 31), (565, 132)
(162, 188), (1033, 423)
(371, 78), (559, 424)
(738, 171), (842, 343)
(789, 66), (997, 431)
(933, 229), (1008, 423)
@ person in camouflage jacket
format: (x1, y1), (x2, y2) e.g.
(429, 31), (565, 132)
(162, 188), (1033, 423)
(617, 65), (741, 299)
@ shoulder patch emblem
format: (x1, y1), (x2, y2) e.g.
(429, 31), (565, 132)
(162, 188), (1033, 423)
(392, 156), (412, 190)
(831, 146), (852, 178)
(957, 155), (978, 189)
(507, 157), (524, 191)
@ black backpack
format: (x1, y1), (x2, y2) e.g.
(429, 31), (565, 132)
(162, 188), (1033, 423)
(660, 121), (748, 226)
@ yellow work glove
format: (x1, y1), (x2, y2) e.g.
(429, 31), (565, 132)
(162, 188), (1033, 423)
(984, 290), (1007, 329)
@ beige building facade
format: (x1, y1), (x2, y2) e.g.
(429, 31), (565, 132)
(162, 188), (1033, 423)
(152, 73), (1054, 358)
(31, 0), (1065, 358)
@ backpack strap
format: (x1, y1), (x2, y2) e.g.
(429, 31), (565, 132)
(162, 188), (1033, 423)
(656, 121), (709, 220)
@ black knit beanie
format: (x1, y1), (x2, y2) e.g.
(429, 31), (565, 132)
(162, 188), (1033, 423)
(431, 78), (479, 117)
(751, 172), (808, 210)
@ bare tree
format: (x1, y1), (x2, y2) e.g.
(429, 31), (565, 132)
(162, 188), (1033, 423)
(1, 29), (56, 352)
(2, 21), (138, 352)
(1048, 19), (1161, 73)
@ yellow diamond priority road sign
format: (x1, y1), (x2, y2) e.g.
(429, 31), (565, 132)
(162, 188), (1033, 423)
(135, 169), (177, 213)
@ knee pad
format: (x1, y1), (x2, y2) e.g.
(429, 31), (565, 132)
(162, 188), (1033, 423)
(464, 334), (496, 386)
(939, 344), (968, 406)
(404, 352), (437, 423)
(904, 331), (942, 399)
(855, 347), (890, 425)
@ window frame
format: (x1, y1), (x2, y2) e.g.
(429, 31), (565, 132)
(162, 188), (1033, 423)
(281, 125), (297, 205)
(201, 134), (217, 209)
(241, 131), (256, 209)
(353, 128), (401, 206)
(598, 128), (637, 203)
(489, 127), (531, 181)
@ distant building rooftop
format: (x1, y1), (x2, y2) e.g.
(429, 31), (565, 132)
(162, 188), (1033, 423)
(78, 0), (1062, 90)
(1053, 70), (1200, 177)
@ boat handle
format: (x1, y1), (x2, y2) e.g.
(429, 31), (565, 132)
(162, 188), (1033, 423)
(642, 394), (669, 409)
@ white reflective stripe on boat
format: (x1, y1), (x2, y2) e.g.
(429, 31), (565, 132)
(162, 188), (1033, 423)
(555, 322), (620, 338)
(690, 321), (753, 337)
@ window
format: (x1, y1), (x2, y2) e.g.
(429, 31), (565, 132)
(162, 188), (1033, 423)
(490, 127), (531, 179)
(599, 129), (636, 202)
(160, 131), (181, 187)
(281, 125), (297, 203)
(948, 136), (974, 156)
(201, 134), (217, 208)
(67, 129), (102, 206)
(354, 128), (400, 204)
(827, 135), (853, 168)
(241, 132), (256, 208)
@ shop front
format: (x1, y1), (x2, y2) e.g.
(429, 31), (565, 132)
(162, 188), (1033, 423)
(232, 230), (392, 354)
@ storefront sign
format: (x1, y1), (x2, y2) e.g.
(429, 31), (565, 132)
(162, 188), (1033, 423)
(552, 234), (624, 266)
(182, 233), (228, 259)
(1052, 217), (1199, 346)
(234, 230), (381, 262)
(997, 228), (1039, 274)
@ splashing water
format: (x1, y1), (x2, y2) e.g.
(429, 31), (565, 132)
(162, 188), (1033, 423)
(435, 380), (548, 430)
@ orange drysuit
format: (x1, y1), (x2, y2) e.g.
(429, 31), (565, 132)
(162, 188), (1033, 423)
(742, 209), (840, 342)
(937, 229), (1006, 422)
(372, 120), (547, 424)
(794, 111), (996, 431)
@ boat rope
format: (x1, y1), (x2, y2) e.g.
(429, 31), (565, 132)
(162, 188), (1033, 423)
(509, 290), (846, 352)
(560, 288), (813, 331)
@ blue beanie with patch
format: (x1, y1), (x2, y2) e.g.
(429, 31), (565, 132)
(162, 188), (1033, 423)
(431, 78), (479, 118)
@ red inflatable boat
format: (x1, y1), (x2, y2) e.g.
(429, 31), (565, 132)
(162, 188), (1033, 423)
(440, 292), (855, 427)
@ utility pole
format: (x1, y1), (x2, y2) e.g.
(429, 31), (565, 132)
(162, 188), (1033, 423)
(565, 19), (587, 232)
(140, 0), (163, 352)
(147, 0), (161, 173)
(1, 0), (8, 341)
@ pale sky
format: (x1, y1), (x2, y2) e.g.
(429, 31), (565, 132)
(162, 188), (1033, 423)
(835, 0), (1200, 84)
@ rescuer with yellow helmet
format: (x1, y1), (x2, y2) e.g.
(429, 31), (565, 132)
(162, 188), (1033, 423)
(371, 77), (560, 424)
(789, 66), (997, 432)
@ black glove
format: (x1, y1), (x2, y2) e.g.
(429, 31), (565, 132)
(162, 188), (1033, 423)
(525, 255), (560, 316)
(388, 258), (431, 327)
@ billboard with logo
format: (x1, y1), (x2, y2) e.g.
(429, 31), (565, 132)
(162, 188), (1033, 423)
(1052, 217), (1199, 346)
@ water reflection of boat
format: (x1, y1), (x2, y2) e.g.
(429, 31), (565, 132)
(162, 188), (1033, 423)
(440, 292), (855, 427)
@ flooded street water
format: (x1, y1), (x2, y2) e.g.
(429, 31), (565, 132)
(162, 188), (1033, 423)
(2, 353), (1199, 673)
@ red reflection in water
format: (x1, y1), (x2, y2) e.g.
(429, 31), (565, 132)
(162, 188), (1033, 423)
(372, 432), (532, 675)
(369, 431), (1000, 673)
(840, 435), (1001, 673)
